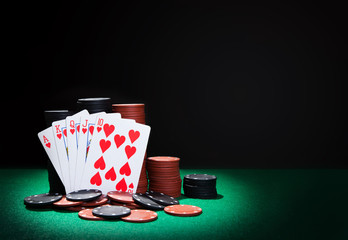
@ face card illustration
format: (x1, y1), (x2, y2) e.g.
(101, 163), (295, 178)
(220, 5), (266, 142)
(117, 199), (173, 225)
(80, 115), (150, 194)
(52, 119), (70, 193)
(66, 109), (89, 190)
(38, 126), (64, 184)
(74, 112), (106, 190)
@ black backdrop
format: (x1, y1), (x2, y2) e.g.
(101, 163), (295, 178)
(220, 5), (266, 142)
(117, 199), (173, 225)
(2, 2), (347, 168)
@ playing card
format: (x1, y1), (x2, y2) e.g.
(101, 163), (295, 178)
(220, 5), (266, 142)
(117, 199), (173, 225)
(38, 126), (64, 184)
(74, 112), (107, 190)
(52, 119), (70, 193)
(66, 110), (89, 190)
(80, 115), (150, 193)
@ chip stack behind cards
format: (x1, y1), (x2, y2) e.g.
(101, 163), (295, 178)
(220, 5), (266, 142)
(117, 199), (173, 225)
(38, 109), (151, 195)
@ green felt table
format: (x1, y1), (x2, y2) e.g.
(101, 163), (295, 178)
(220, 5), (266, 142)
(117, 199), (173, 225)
(0, 169), (347, 240)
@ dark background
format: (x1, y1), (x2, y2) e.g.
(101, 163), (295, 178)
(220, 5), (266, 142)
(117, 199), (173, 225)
(2, 2), (347, 168)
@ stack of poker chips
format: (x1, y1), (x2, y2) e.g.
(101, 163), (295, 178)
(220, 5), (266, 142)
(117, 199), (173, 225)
(183, 174), (217, 199)
(147, 156), (181, 198)
(112, 103), (145, 124)
(76, 97), (112, 113)
(112, 103), (148, 193)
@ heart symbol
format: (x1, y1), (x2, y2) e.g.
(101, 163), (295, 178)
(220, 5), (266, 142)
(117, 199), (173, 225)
(128, 130), (140, 143)
(90, 172), (102, 186)
(119, 162), (131, 176)
(63, 129), (67, 137)
(103, 124), (115, 138)
(129, 183), (134, 189)
(45, 142), (51, 148)
(70, 129), (75, 135)
(115, 178), (127, 192)
(97, 126), (102, 133)
(77, 125), (80, 133)
(82, 128), (87, 134)
(114, 134), (125, 148)
(99, 139), (111, 153)
(125, 145), (136, 159)
(57, 133), (62, 139)
(105, 167), (116, 181)
(89, 126), (94, 135)
(94, 156), (106, 170)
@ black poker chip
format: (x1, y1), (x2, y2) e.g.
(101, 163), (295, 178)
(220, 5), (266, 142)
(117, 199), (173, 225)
(145, 191), (179, 206)
(183, 174), (218, 199)
(66, 189), (102, 202)
(24, 193), (62, 207)
(92, 205), (131, 219)
(76, 97), (112, 113)
(132, 193), (165, 210)
(184, 174), (217, 181)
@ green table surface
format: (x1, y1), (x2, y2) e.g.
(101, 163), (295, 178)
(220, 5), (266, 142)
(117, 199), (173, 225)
(0, 169), (347, 240)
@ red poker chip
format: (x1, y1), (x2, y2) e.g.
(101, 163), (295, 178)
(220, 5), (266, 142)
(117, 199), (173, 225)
(107, 191), (134, 203)
(110, 201), (142, 209)
(121, 209), (158, 223)
(81, 195), (108, 207)
(78, 208), (104, 221)
(164, 205), (202, 217)
(147, 156), (180, 162)
(53, 196), (83, 208)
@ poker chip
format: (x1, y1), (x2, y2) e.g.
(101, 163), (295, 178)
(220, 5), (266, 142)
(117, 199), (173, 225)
(111, 103), (146, 124)
(112, 103), (148, 193)
(44, 110), (74, 127)
(110, 201), (142, 209)
(64, 206), (91, 212)
(107, 191), (134, 203)
(77, 97), (112, 113)
(184, 174), (217, 181)
(80, 194), (108, 207)
(132, 193), (165, 210)
(24, 193), (62, 207)
(92, 205), (131, 219)
(147, 156), (182, 198)
(164, 205), (202, 217)
(145, 191), (179, 206)
(121, 209), (158, 223)
(78, 208), (104, 221)
(53, 196), (82, 207)
(183, 174), (217, 199)
(66, 189), (102, 202)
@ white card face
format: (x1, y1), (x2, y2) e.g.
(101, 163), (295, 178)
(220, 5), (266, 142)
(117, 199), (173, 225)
(74, 112), (108, 190)
(66, 110), (89, 190)
(80, 115), (150, 194)
(52, 119), (70, 193)
(38, 126), (64, 184)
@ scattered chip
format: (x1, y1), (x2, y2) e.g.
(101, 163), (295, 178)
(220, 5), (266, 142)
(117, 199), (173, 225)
(53, 196), (82, 207)
(107, 191), (134, 203)
(64, 206), (90, 212)
(92, 205), (131, 219)
(66, 189), (102, 202)
(164, 204), (202, 217)
(24, 193), (62, 207)
(78, 208), (104, 221)
(80, 195), (108, 207)
(145, 191), (179, 206)
(110, 201), (142, 209)
(121, 209), (158, 223)
(132, 193), (165, 210)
